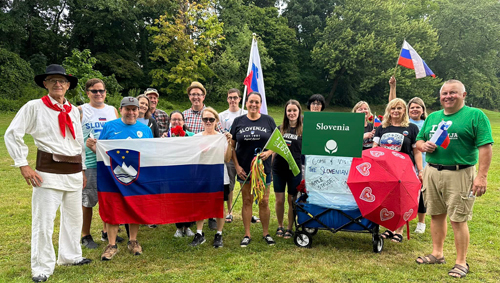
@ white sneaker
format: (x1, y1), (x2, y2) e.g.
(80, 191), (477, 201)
(414, 222), (426, 234)
(174, 229), (184, 238)
(184, 228), (195, 237)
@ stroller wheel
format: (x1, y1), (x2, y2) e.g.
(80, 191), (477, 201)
(372, 234), (384, 253)
(304, 227), (318, 235)
(294, 231), (312, 248)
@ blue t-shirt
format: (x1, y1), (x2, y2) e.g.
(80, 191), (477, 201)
(100, 118), (153, 140)
(410, 118), (426, 168)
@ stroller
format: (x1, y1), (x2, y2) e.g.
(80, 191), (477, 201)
(292, 156), (384, 253)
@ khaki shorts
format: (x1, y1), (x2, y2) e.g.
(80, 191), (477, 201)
(82, 168), (98, 208)
(422, 165), (476, 222)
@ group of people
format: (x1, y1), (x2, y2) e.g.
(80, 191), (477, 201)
(4, 64), (492, 282)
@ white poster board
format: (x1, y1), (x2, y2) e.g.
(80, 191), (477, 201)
(304, 155), (358, 210)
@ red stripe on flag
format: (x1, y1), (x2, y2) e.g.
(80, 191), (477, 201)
(98, 192), (224, 225)
(441, 136), (450, 149)
(243, 71), (254, 93)
(398, 57), (414, 69)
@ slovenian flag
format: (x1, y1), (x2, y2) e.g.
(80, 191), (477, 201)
(374, 117), (382, 128)
(398, 40), (435, 79)
(430, 120), (452, 149)
(96, 135), (225, 225)
(243, 36), (268, 114)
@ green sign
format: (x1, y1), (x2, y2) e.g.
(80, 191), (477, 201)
(264, 128), (300, 176)
(302, 112), (364, 157)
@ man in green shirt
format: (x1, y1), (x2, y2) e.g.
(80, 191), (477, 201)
(415, 80), (493, 278)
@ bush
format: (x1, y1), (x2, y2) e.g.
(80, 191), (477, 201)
(0, 48), (35, 100)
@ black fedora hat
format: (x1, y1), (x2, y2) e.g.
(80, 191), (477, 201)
(34, 64), (79, 90)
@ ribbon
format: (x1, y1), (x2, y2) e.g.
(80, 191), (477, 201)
(250, 153), (267, 204)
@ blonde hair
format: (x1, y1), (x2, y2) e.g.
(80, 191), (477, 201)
(407, 97), (428, 120)
(201, 107), (219, 123)
(382, 98), (409, 128)
(352, 101), (373, 122)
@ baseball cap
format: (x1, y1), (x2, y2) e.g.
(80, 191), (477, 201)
(144, 88), (159, 97)
(120, 97), (139, 108)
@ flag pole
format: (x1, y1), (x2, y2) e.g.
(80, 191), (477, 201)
(393, 39), (405, 77)
(242, 33), (257, 111)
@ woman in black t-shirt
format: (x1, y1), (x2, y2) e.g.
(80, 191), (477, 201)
(230, 92), (277, 247)
(352, 101), (375, 150)
(373, 98), (423, 243)
(272, 100), (303, 239)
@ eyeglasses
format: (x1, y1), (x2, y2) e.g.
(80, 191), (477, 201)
(171, 118), (183, 122)
(311, 102), (322, 106)
(89, 89), (105, 94)
(189, 93), (204, 97)
(45, 79), (69, 85)
(227, 96), (240, 100)
(202, 117), (216, 123)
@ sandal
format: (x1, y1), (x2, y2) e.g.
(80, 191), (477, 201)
(283, 229), (294, 239)
(380, 230), (394, 239)
(416, 254), (446, 264)
(251, 215), (261, 223)
(391, 233), (403, 243)
(225, 214), (233, 223)
(448, 263), (469, 278)
(276, 227), (284, 237)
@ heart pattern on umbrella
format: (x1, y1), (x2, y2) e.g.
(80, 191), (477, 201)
(359, 187), (375, 202)
(392, 151), (406, 159)
(403, 209), (414, 221)
(380, 208), (394, 221)
(356, 162), (371, 176)
(370, 151), (385, 158)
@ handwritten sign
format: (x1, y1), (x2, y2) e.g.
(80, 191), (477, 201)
(305, 155), (358, 210)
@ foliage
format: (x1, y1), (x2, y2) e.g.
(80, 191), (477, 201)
(312, 0), (440, 107)
(62, 49), (123, 104)
(0, 48), (35, 100)
(149, 0), (225, 100)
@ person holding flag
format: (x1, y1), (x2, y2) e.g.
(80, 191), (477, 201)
(272, 100), (303, 239)
(416, 80), (493, 278)
(230, 92), (276, 247)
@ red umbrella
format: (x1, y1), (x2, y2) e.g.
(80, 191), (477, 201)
(347, 147), (421, 238)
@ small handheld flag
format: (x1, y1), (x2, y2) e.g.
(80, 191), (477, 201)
(374, 117), (382, 128)
(398, 40), (435, 79)
(430, 120), (452, 149)
(263, 128), (300, 176)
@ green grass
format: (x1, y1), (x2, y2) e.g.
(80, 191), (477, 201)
(0, 106), (499, 283)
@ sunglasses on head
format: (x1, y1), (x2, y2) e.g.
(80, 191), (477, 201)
(146, 88), (158, 92)
(89, 89), (105, 94)
(202, 117), (216, 123)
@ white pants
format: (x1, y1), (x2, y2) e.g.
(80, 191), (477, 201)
(31, 187), (84, 277)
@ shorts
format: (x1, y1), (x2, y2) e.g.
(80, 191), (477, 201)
(82, 168), (98, 208)
(225, 160), (236, 191)
(238, 173), (272, 186)
(224, 184), (230, 201)
(422, 165), (476, 222)
(418, 190), (426, 214)
(273, 170), (302, 196)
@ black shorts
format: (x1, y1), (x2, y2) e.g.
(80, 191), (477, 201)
(224, 184), (230, 201)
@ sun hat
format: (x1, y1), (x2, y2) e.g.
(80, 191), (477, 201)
(186, 81), (206, 96)
(34, 64), (78, 90)
(144, 88), (159, 97)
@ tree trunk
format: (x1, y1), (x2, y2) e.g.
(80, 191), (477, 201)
(325, 66), (346, 107)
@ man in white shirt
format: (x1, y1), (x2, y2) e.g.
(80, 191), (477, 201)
(218, 88), (247, 223)
(4, 64), (91, 282)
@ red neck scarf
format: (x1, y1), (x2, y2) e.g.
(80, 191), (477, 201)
(41, 95), (76, 139)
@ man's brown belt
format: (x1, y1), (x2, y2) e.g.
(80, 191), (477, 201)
(36, 149), (83, 174)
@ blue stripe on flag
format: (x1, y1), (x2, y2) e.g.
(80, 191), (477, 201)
(400, 49), (411, 59)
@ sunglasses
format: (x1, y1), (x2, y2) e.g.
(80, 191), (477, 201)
(202, 117), (216, 123)
(146, 88), (158, 92)
(89, 89), (105, 94)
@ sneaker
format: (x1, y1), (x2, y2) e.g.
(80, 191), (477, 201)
(32, 274), (48, 282)
(240, 236), (251, 247)
(189, 233), (206, 247)
(101, 231), (125, 243)
(81, 235), (98, 249)
(213, 233), (223, 248)
(101, 244), (118, 261)
(208, 218), (217, 230)
(184, 228), (195, 237)
(72, 258), (92, 265)
(127, 240), (143, 255)
(148, 224), (158, 228)
(263, 234), (275, 246)
(414, 222), (426, 234)
(174, 229), (184, 238)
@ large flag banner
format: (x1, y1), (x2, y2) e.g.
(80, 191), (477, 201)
(243, 35), (268, 114)
(96, 135), (225, 225)
(398, 40), (436, 79)
(264, 128), (300, 176)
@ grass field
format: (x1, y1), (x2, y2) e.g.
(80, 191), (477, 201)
(0, 106), (499, 283)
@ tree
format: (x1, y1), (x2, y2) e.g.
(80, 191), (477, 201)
(312, 0), (440, 107)
(148, 0), (224, 99)
(0, 48), (35, 100)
